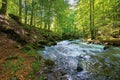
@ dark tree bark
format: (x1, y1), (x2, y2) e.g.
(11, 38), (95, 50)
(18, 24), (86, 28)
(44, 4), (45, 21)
(19, 0), (22, 22)
(24, 0), (28, 24)
(47, 1), (52, 30)
(0, 0), (8, 15)
(90, 0), (95, 39)
(40, 2), (43, 27)
(30, 0), (34, 25)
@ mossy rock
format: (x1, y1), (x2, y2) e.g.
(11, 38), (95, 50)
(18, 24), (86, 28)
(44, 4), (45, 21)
(77, 66), (83, 72)
(47, 42), (57, 46)
(33, 42), (45, 49)
(103, 45), (110, 50)
(21, 44), (34, 53)
(38, 40), (48, 45)
(111, 31), (120, 38)
(9, 14), (21, 24)
(45, 59), (55, 66)
(102, 39), (120, 46)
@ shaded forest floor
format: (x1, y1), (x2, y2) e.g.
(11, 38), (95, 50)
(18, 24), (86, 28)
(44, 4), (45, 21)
(0, 14), (56, 80)
(0, 14), (120, 80)
(0, 33), (34, 80)
(0, 33), (54, 80)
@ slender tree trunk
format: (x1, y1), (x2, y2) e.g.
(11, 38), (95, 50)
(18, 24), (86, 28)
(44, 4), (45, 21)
(117, 2), (120, 35)
(30, 0), (34, 25)
(114, 0), (117, 27)
(93, 0), (95, 37)
(47, 2), (52, 31)
(43, 5), (47, 29)
(82, 18), (85, 38)
(0, 0), (8, 15)
(102, 0), (105, 25)
(24, 0), (28, 24)
(39, 1), (43, 28)
(33, 12), (36, 26)
(44, 19), (47, 30)
(82, 25), (85, 38)
(90, 0), (95, 39)
(19, 0), (22, 22)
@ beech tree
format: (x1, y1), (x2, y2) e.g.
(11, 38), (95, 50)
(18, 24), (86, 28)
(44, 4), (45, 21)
(19, 0), (22, 21)
(24, 0), (28, 24)
(90, 0), (95, 39)
(0, 0), (8, 15)
(1, 0), (119, 38)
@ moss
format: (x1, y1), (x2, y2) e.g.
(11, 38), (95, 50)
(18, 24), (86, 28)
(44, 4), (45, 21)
(44, 59), (55, 66)
(32, 62), (40, 74)
(37, 40), (48, 45)
(21, 44), (33, 52)
(47, 41), (57, 46)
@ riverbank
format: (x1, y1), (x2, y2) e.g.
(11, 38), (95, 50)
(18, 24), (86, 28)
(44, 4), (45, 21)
(0, 32), (55, 80)
(0, 14), (79, 80)
(0, 14), (57, 80)
(84, 38), (120, 47)
(0, 14), (120, 80)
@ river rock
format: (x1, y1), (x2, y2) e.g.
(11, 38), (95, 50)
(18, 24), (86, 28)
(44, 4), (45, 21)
(77, 66), (83, 72)
(40, 40), (120, 80)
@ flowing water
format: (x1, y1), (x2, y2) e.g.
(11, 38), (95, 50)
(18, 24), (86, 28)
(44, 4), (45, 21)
(39, 40), (120, 80)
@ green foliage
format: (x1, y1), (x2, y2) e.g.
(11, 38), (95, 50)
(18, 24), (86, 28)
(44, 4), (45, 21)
(8, 0), (19, 15)
(0, 0), (119, 39)
(32, 61), (40, 73)
(38, 76), (44, 80)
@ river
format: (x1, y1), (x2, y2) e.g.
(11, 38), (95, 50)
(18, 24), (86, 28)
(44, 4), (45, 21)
(39, 40), (120, 80)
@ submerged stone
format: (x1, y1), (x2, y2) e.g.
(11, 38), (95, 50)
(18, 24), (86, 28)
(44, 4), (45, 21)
(45, 59), (55, 66)
(103, 46), (109, 50)
(77, 66), (83, 72)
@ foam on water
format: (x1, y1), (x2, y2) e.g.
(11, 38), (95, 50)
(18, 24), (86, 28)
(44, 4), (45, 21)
(39, 40), (120, 80)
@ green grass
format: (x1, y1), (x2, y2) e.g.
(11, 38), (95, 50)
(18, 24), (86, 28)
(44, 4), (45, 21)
(2, 58), (25, 75)
(32, 61), (40, 73)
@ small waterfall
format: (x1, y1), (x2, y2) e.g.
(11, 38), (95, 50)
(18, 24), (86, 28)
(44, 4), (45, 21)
(39, 40), (120, 80)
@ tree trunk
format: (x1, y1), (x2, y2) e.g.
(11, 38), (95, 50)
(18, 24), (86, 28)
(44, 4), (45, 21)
(30, 0), (34, 25)
(24, 0), (28, 24)
(19, 0), (22, 22)
(102, 0), (105, 25)
(0, 0), (8, 15)
(47, 2), (52, 31)
(39, 1), (43, 27)
(90, 0), (95, 39)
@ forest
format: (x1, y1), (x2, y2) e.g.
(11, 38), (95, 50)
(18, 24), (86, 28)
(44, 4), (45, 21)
(0, 0), (120, 80)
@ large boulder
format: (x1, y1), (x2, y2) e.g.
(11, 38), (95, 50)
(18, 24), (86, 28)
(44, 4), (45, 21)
(111, 30), (120, 38)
